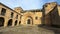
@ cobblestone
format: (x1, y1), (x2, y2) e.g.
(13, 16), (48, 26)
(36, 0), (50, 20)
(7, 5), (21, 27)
(0, 26), (60, 34)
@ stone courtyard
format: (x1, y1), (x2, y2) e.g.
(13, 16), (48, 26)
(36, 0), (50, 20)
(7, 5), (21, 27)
(0, 25), (60, 34)
(0, 2), (60, 34)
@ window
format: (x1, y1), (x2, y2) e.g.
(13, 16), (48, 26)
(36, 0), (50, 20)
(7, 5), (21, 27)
(45, 5), (47, 7)
(11, 12), (14, 18)
(35, 17), (38, 20)
(16, 15), (18, 19)
(1, 8), (6, 16)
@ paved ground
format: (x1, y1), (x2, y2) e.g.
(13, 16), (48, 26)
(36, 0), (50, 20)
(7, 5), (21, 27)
(0, 25), (60, 34)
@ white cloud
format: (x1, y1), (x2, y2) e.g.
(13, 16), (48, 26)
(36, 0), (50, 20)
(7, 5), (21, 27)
(0, 0), (59, 10)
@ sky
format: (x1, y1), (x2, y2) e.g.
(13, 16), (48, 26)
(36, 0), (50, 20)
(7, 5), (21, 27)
(0, 0), (60, 10)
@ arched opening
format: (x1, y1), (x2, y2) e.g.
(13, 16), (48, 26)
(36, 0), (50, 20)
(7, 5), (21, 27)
(8, 19), (12, 26)
(16, 15), (18, 19)
(27, 19), (30, 24)
(1, 8), (6, 16)
(19, 21), (21, 24)
(15, 20), (18, 26)
(0, 17), (4, 27)
(26, 16), (33, 25)
(11, 12), (14, 18)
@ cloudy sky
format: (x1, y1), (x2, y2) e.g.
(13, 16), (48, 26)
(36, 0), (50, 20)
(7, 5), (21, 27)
(0, 0), (60, 10)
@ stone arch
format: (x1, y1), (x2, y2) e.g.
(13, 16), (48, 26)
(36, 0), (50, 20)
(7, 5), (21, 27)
(26, 16), (33, 25)
(19, 21), (21, 24)
(7, 19), (12, 26)
(27, 19), (30, 24)
(15, 20), (18, 26)
(0, 17), (4, 27)
(21, 12), (34, 25)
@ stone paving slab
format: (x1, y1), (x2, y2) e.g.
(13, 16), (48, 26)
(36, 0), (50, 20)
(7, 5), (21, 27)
(0, 26), (60, 34)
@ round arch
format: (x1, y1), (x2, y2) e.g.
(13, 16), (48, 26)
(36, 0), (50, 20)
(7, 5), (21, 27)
(21, 12), (34, 25)
(7, 19), (12, 26)
(15, 20), (18, 26)
(19, 21), (21, 24)
(26, 16), (33, 25)
(0, 17), (5, 27)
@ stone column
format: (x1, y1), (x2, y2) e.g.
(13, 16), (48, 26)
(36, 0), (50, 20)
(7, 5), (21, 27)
(16, 20), (19, 26)
(0, 8), (2, 14)
(12, 19), (15, 27)
(4, 18), (8, 27)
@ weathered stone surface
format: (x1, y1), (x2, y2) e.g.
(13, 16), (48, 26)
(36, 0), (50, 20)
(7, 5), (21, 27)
(0, 26), (60, 34)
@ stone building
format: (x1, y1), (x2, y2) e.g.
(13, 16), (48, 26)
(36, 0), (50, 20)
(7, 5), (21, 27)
(42, 2), (60, 27)
(0, 3), (23, 27)
(0, 2), (60, 27)
(0, 3), (42, 27)
(21, 10), (42, 26)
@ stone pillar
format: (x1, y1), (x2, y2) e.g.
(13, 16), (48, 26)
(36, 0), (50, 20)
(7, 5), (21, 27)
(4, 18), (8, 27)
(0, 8), (2, 14)
(12, 19), (15, 27)
(17, 20), (19, 26)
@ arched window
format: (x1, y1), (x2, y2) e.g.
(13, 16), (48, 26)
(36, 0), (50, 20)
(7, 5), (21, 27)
(45, 5), (47, 7)
(35, 17), (38, 20)
(16, 15), (18, 19)
(1, 8), (6, 16)
(11, 12), (14, 18)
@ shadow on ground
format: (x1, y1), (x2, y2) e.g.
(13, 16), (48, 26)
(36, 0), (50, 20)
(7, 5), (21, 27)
(38, 24), (60, 34)
(0, 32), (3, 34)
